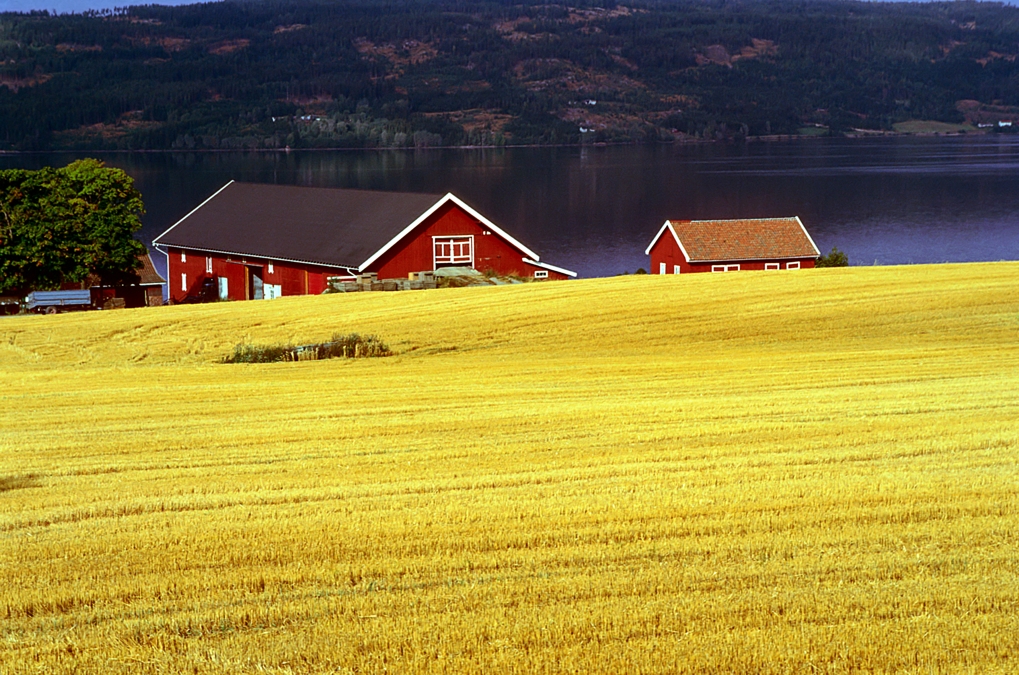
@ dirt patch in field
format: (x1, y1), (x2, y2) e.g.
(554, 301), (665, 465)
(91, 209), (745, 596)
(0, 73), (52, 92)
(422, 109), (514, 135)
(354, 38), (439, 68)
(976, 51), (1017, 66)
(695, 39), (777, 68)
(274, 24), (306, 34)
(130, 36), (190, 52)
(940, 40), (965, 56)
(558, 106), (646, 132)
(56, 43), (103, 52)
(52, 110), (162, 143)
(495, 6), (645, 41)
(513, 58), (645, 96)
(566, 6), (644, 23)
(493, 17), (549, 42)
(209, 39), (250, 55)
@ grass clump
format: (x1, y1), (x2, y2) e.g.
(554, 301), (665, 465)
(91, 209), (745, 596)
(224, 333), (391, 363)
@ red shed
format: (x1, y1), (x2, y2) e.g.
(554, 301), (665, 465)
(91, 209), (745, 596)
(646, 217), (820, 275)
(153, 182), (575, 303)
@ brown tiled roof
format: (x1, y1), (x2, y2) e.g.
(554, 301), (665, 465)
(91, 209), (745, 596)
(153, 182), (444, 269)
(669, 217), (819, 262)
(138, 253), (166, 285)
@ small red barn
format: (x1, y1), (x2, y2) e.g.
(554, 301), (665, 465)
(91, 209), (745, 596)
(153, 182), (575, 303)
(645, 217), (820, 275)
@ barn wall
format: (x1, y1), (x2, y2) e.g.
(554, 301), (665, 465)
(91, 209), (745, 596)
(368, 203), (548, 279)
(166, 248), (352, 303)
(649, 237), (817, 275)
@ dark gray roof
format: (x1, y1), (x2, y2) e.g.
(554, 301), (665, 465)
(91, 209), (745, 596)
(153, 182), (444, 268)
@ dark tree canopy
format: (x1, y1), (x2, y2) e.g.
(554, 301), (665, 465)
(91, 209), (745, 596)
(1, 0), (1018, 149)
(0, 159), (146, 294)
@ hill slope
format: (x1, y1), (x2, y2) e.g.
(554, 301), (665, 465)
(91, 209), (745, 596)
(2, 264), (1019, 673)
(2, 0), (1019, 149)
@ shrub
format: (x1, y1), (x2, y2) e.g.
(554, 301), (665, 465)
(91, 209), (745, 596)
(816, 247), (849, 267)
(223, 333), (391, 363)
(320, 333), (392, 359)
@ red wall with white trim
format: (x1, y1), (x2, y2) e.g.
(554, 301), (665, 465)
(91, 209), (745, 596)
(648, 236), (816, 275)
(368, 202), (570, 280)
(165, 249), (352, 303)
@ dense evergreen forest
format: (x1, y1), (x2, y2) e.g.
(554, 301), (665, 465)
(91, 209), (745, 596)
(2, 0), (1019, 150)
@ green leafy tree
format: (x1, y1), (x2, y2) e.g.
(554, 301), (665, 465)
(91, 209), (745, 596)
(0, 160), (146, 294)
(816, 246), (850, 268)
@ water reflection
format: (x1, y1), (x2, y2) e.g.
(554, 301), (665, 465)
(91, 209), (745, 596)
(3, 135), (1018, 278)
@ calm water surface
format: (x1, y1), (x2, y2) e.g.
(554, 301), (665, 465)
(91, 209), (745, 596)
(3, 136), (1019, 279)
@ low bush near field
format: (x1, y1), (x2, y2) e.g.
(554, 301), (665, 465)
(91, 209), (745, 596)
(223, 333), (391, 363)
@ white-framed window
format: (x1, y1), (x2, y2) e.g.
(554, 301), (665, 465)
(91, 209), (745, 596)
(206, 256), (213, 273)
(787, 261), (801, 270)
(711, 264), (740, 273)
(180, 251), (186, 263)
(659, 262), (666, 275)
(433, 236), (473, 267)
(534, 270), (549, 279)
(673, 265), (681, 274)
(268, 262), (274, 275)
(181, 273), (187, 291)
(765, 263), (780, 271)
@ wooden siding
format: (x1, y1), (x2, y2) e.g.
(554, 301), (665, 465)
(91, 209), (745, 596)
(166, 249), (352, 303)
(649, 235), (816, 275)
(367, 202), (569, 280)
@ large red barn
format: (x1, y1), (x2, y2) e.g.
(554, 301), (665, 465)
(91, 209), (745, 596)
(646, 217), (820, 275)
(153, 182), (575, 303)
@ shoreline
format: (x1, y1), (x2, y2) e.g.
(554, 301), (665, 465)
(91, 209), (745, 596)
(0, 129), (1010, 155)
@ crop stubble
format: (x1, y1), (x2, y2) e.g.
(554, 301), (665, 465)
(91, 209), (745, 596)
(1, 263), (1017, 673)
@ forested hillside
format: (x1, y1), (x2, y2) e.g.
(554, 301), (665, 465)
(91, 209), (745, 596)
(2, 0), (1019, 150)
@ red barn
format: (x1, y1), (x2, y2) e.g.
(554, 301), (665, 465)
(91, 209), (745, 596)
(646, 217), (820, 275)
(153, 182), (575, 303)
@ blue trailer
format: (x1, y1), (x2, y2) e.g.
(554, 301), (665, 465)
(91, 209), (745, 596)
(26, 290), (94, 314)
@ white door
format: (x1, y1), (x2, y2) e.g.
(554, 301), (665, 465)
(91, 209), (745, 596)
(433, 237), (473, 268)
(218, 277), (229, 300)
(659, 262), (666, 275)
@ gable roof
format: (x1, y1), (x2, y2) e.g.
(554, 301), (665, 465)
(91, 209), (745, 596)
(152, 182), (498, 270)
(645, 217), (820, 262)
(138, 253), (166, 286)
(357, 192), (539, 271)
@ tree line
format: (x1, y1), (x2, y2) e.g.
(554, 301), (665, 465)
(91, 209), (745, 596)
(1, 0), (1018, 149)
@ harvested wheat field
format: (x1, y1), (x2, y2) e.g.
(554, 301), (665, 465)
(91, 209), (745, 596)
(2, 263), (1018, 674)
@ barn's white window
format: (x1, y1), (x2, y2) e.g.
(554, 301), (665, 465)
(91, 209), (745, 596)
(205, 256), (213, 273)
(180, 251), (186, 263)
(765, 263), (780, 271)
(433, 236), (473, 267)
(711, 264), (740, 273)
(534, 270), (549, 279)
(659, 262), (666, 275)
(181, 273), (187, 291)
(673, 265), (681, 274)
(787, 261), (801, 270)
(268, 262), (274, 275)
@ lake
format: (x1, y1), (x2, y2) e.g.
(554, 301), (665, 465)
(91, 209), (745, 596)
(3, 135), (1019, 279)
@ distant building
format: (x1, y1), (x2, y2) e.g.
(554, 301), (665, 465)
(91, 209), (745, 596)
(646, 217), (820, 274)
(78, 253), (166, 308)
(153, 182), (575, 303)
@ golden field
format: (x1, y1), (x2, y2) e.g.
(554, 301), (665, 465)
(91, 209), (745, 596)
(1, 263), (1018, 674)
